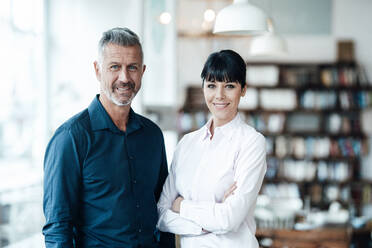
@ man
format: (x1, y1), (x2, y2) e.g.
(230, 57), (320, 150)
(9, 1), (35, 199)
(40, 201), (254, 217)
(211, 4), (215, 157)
(43, 27), (174, 248)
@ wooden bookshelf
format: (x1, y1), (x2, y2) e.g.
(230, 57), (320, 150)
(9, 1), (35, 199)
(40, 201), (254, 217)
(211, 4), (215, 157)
(256, 227), (352, 248)
(177, 62), (372, 216)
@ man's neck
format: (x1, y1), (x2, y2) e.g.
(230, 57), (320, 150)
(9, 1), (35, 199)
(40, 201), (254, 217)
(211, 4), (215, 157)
(99, 94), (130, 132)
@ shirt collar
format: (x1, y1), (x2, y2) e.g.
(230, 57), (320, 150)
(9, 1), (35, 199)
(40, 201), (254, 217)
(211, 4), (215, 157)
(201, 113), (243, 141)
(88, 94), (143, 134)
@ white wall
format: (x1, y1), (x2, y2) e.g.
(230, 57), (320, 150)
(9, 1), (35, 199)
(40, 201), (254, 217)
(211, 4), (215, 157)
(48, 0), (144, 130)
(333, 0), (372, 81)
(142, 0), (177, 107)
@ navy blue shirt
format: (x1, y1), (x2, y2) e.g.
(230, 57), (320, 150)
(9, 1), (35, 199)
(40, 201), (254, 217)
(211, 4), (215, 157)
(43, 95), (174, 248)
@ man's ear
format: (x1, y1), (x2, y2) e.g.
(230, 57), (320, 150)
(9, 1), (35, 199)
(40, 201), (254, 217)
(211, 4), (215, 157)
(93, 61), (101, 81)
(241, 84), (247, 97)
(142, 64), (146, 74)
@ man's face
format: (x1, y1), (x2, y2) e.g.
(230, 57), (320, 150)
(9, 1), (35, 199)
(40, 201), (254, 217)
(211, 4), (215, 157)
(94, 43), (145, 106)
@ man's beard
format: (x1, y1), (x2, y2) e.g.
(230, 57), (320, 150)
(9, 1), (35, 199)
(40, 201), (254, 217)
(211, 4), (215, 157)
(103, 81), (137, 106)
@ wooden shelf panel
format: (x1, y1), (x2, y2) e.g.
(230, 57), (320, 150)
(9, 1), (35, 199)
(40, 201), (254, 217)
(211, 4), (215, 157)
(262, 131), (366, 138)
(247, 84), (372, 91)
(264, 178), (353, 185)
(178, 32), (248, 39)
(266, 155), (361, 162)
(242, 108), (368, 113)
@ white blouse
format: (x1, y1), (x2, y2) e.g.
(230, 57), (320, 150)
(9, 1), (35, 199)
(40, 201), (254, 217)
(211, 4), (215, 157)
(157, 113), (266, 248)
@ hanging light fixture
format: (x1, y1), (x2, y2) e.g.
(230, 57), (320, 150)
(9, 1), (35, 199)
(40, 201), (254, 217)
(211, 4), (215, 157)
(213, 0), (268, 35)
(249, 18), (287, 56)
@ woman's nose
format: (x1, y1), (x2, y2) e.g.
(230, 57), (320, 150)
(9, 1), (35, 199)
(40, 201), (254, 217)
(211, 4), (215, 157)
(215, 86), (225, 99)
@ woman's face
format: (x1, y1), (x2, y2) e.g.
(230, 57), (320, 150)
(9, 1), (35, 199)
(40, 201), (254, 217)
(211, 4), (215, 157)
(203, 80), (246, 127)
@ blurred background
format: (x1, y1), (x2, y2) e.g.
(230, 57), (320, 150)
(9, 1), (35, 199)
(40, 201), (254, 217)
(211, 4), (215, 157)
(0, 0), (371, 247)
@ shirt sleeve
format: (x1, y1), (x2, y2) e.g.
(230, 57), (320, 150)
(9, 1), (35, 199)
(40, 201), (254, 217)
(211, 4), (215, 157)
(179, 134), (267, 234)
(155, 134), (176, 248)
(155, 135), (169, 203)
(42, 128), (82, 248)
(157, 140), (204, 236)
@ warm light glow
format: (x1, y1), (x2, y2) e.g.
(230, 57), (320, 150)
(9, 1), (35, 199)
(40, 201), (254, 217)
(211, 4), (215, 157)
(204, 9), (216, 22)
(159, 12), (172, 25)
(201, 20), (213, 31)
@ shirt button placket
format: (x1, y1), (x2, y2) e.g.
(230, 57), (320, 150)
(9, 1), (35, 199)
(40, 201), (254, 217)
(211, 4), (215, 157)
(127, 152), (142, 237)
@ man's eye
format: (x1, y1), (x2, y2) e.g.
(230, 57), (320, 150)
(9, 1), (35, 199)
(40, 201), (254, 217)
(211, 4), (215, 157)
(110, 65), (119, 70)
(128, 65), (138, 71)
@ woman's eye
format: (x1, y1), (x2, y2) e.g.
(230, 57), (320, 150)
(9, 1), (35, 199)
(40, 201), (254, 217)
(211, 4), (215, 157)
(226, 84), (235, 89)
(207, 84), (216, 89)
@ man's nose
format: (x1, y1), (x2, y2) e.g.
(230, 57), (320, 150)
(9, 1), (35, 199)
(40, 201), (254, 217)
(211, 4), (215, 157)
(118, 69), (130, 82)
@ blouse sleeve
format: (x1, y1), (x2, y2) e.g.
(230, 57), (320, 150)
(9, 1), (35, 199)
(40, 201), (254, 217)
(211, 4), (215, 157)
(157, 140), (204, 236)
(179, 134), (267, 233)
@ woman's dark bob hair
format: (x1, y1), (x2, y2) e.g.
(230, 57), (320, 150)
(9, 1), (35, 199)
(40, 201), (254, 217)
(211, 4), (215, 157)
(201, 49), (246, 89)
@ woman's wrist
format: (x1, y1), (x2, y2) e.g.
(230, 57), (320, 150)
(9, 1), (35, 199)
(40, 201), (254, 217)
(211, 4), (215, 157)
(172, 196), (184, 213)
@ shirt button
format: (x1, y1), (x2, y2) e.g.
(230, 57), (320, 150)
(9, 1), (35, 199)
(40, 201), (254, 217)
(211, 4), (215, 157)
(133, 180), (137, 184)
(129, 156), (134, 160)
(138, 229), (142, 233)
(136, 204), (140, 208)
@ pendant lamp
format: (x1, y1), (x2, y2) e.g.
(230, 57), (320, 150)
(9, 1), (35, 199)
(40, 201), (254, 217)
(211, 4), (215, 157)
(249, 18), (287, 56)
(213, 0), (268, 35)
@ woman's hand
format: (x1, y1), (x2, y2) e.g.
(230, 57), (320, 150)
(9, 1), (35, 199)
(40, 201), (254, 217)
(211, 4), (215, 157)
(172, 196), (184, 213)
(222, 182), (237, 202)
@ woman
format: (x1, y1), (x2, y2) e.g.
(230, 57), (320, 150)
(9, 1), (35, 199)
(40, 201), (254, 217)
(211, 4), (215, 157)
(157, 50), (266, 247)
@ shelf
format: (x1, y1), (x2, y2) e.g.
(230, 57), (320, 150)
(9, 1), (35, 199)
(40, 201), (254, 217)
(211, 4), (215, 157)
(181, 106), (208, 112)
(311, 200), (351, 209)
(351, 179), (372, 185)
(264, 178), (353, 185)
(247, 84), (372, 91)
(242, 108), (368, 113)
(246, 61), (358, 67)
(261, 131), (365, 138)
(266, 155), (361, 162)
(179, 130), (366, 139)
(256, 227), (351, 245)
(178, 31), (248, 39)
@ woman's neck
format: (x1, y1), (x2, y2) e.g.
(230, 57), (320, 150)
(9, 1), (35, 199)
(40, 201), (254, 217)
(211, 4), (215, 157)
(208, 112), (238, 139)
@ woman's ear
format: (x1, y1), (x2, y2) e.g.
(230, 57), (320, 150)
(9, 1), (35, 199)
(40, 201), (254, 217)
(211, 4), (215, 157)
(241, 84), (247, 97)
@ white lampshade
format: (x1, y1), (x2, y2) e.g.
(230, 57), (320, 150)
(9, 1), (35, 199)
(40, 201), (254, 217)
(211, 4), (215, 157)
(213, 0), (268, 35)
(250, 18), (287, 56)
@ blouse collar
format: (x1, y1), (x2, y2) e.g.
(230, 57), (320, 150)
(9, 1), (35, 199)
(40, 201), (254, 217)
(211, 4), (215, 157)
(201, 113), (243, 141)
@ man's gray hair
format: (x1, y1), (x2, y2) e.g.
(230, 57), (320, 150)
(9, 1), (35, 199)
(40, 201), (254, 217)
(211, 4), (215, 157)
(98, 27), (143, 63)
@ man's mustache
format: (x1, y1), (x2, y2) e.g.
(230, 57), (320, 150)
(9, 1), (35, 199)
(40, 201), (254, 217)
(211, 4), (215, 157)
(113, 82), (135, 90)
